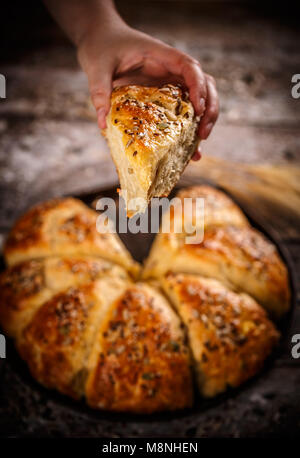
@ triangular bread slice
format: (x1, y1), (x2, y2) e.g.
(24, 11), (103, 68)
(105, 84), (198, 216)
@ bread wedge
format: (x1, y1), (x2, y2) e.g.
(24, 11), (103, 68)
(4, 197), (140, 278)
(105, 84), (198, 216)
(162, 272), (279, 398)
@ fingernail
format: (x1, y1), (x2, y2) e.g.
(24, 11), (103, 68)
(192, 151), (201, 161)
(97, 108), (107, 129)
(199, 98), (205, 113)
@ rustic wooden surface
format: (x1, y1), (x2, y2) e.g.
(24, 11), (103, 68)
(0, 1), (299, 437)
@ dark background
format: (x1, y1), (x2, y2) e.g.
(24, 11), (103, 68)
(0, 0), (299, 438)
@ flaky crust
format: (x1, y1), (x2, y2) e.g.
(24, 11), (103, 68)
(108, 85), (195, 174)
(16, 280), (193, 412)
(86, 283), (193, 413)
(143, 185), (249, 278)
(144, 225), (290, 317)
(181, 226), (290, 317)
(162, 273), (279, 397)
(0, 257), (129, 339)
(174, 185), (249, 230)
(4, 198), (139, 277)
(18, 278), (129, 399)
(106, 85), (198, 213)
(143, 188), (290, 318)
(0, 186), (289, 410)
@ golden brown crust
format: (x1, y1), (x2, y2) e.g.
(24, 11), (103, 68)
(109, 85), (195, 176)
(4, 198), (139, 277)
(0, 259), (46, 338)
(86, 283), (193, 413)
(182, 225), (290, 317)
(143, 185), (249, 279)
(18, 278), (130, 399)
(162, 273), (280, 397)
(143, 215), (290, 318)
(106, 85), (198, 213)
(4, 198), (79, 258)
(0, 257), (129, 338)
(0, 186), (290, 411)
(18, 286), (97, 398)
(174, 185), (249, 229)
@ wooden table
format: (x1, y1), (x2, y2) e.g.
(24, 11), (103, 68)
(0, 1), (299, 437)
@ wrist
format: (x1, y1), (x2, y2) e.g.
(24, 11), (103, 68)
(76, 1), (127, 46)
(77, 20), (131, 74)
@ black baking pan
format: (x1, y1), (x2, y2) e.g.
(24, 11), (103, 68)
(0, 182), (297, 437)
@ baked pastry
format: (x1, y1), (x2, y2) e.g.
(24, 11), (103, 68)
(162, 273), (279, 397)
(0, 256), (129, 339)
(0, 187), (289, 412)
(105, 85), (198, 215)
(1, 273), (192, 412)
(173, 185), (249, 230)
(85, 283), (193, 412)
(143, 187), (290, 318)
(143, 185), (249, 275)
(18, 277), (129, 400)
(0, 198), (193, 412)
(144, 225), (290, 318)
(4, 197), (140, 277)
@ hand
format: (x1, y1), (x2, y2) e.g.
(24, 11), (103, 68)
(78, 23), (219, 160)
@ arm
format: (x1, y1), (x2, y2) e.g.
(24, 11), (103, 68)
(44, 0), (219, 158)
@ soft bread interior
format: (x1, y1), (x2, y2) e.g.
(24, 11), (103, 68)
(149, 123), (197, 198)
(105, 85), (198, 216)
(106, 119), (148, 214)
(106, 117), (197, 214)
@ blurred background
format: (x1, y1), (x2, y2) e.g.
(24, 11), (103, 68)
(0, 1), (299, 233)
(0, 0), (299, 437)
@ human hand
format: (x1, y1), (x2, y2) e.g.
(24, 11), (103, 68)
(78, 22), (219, 160)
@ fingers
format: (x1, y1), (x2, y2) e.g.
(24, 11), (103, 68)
(89, 69), (113, 129)
(180, 60), (207, 116)
(160, 49), (207, 116)
(191, 141), (201, 161)
(90, 75), (112, 129)
(198, 74), (219, 140)
(192, 150), (201, 161)
(77, 40), (115, 130)
(155, 47), (218, 140)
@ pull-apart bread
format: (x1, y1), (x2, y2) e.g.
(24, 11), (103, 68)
(85, 283), (193, 413)
(4, 197), (139, 277)
(0, 198), (192, 413)
(105, 84), (198, 215)
(143, 185), (250, 278)
(16, 281), (193, 412)
(0, 256), (129, 339)
(173, 185), (249, 231)
(162, 273), (279, 398)
(0, 187), (290, 412)
(143, 186), (290, 318)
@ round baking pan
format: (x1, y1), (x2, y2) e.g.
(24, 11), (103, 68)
(0, 183), (297, 436)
